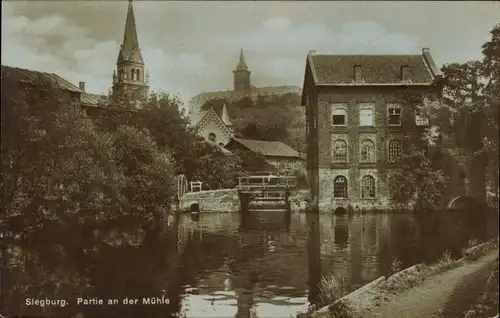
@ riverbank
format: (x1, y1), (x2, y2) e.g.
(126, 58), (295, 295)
(298, 238), (499, 318)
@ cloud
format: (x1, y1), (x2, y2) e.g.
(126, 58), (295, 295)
(3, 1), (497, 105)
(263, 17), (292, 33)
(1, 3), (213, 105)
(1, 5), (420, 105)
(216, 19), (420, 87)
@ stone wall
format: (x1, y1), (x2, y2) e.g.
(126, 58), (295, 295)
(179, 189), (240, 213)
(312, 85), (442, 212)
(317, 168), (395, 212)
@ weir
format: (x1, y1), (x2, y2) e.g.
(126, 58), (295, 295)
(237, 175), (296, 212)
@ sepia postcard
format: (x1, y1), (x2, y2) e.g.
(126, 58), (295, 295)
(1, 1), (499, 317)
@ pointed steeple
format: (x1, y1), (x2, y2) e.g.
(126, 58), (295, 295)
(233, 48), (251, 92)
(221, 103), (232, 126)
(111, 0), (149, 104)
(118, 0), (143, 64)
(236, 48), (248, 71)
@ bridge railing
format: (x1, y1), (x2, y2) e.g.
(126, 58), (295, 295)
(236, 175), (297, 190)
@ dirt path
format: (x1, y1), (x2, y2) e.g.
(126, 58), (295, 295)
(438, 257), (498, 318)
(363, 249), (499, 318)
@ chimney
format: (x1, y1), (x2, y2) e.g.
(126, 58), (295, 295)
(400, 64), (409, 82)
(308, 49), (316, 55)
(79, 81), (85, 92)
(422, 48), (430, 54)
(354, 65), (362, 83)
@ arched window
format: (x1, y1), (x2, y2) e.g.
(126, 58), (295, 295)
(208, 133), (216, 142)
(360, 139), (375, 162)
(136, 69), (140, 81)
(332, 140), (347, 162)
(130, 69), (135, 81)
(361, 175), (376, 198)
(333, 176), (348, 198)
(388, 140), (402, 162)
(118, 69), (124, 80)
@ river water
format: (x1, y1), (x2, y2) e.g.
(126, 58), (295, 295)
(2, 210), (494, 318)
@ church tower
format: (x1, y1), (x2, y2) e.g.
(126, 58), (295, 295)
(112, 0), (149, 104)
(233, 49), (251, 93)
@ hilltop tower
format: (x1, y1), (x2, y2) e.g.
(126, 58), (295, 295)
(233, 49), (251, 94)
(112, 0), (149, 104)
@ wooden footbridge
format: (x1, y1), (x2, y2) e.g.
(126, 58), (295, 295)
(237, 175), (297, 211)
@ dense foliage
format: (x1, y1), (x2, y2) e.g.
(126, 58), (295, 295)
(0, 79), (252, 249)
(388, 24), (499, 211)
(0, 74), (250, 316)
(94, 92), (246, 189)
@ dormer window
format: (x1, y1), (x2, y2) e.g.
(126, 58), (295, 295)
(354, 65), (363, 83)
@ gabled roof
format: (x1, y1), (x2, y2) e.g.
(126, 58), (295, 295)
(304, 48), (440, 86)
(189, 109), (210, 127)
(2, 65), (83, 93)
(229, 138), (301, 158)
(189, 107), (233, 140)
(190, 105), (233, 127)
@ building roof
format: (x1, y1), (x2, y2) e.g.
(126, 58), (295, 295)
(117, 0), (143, 64)
(190, 86), (301, 104)
(253, 85), (302, 94)
(190, 90), (239, 102)
(235, 48), (249, 71)
(189, 109), (210, 127)
(305, 49), (440, 86)
(230, 138), (301, 158)
(81, 92), (108, 107)
(1, 65), (83, 93)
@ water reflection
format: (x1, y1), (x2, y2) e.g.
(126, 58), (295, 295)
(2, 210), (493, 317)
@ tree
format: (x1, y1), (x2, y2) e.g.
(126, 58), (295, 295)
(437, 24), (500, 206)
(390, 24), (500, 210)
(387, 93), (448, 211)
(101, 92), (246, 189)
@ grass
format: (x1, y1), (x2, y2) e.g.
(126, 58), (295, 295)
(295, 273), (349, 318)
(390, 256), (403, 275)
(318, 273), (349, 306)
(296, 238), (499, 318)
(462, 257), (499, 318)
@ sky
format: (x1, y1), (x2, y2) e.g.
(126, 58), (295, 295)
(2, 1), (499, 107)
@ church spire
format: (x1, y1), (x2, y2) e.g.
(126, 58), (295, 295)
(233, 48), (251, 93)
(236, 48), (248, 71)
(118, 0), (142, 63)
(111, 0), (149, 104)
